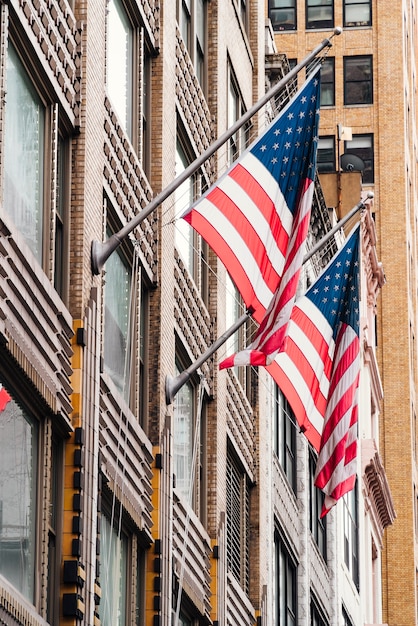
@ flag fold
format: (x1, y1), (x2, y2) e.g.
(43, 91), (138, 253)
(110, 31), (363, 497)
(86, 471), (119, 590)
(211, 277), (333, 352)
(182, 67), (321, 324)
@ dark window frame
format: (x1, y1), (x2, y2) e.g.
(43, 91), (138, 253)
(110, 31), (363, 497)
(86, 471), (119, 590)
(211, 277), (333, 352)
(226, 445), (250, 592)
(3, 39), (71, 298)
(344, 55), (373, 105)
(177, 0), (208, 93)
(320, 56), (335, 106)
(309, 451), (327, 561)
(344, 133), (374, 184)
(99, 488), (145, 626)
(343, 483), (360, 589)
(274, 386), (297, 493)
(103, 200), (150, 427)
(343, 0), (372, 27)
(268, 0), (297, 31)
(317, 135), (336, 173)
(306, 0), (334, 30)
(275, 530), (297, 626)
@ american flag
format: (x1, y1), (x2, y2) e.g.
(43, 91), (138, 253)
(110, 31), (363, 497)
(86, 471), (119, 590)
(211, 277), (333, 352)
(269, 225), (361, 514)
(182, 68), (321, 325)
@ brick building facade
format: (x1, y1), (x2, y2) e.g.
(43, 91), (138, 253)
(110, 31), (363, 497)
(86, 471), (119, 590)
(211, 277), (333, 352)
(0, 1), (394, 625)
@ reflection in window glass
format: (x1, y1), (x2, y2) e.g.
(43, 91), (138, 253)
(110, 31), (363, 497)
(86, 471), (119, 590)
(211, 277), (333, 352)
(344, 56), (373, 105)
(107, 0), (133, 137)
(343, 0), (371, 27)
(320, 57), (335, 106)
(268, 0), (296, 31)
(104, 234), (132, 399)
(4, 44), (45, 263)
(0, 387), (38, 602)
(344, 134), (374, 184)
(306, 0), (333, 29)
(174, 140), (195, 275)
(100, 513), (128, 626)
(173, 366), (194, 503)
(317, 137), (335, 173)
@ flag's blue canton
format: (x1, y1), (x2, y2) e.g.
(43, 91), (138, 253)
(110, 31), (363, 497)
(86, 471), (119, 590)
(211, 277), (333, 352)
(306, 230), (360, 339)
(250, 70), (321, 215)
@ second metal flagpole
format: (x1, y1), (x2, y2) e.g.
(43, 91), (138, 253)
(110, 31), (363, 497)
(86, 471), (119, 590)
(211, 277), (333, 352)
(165, 309), (254, 405)
(91, 29), (342, 275)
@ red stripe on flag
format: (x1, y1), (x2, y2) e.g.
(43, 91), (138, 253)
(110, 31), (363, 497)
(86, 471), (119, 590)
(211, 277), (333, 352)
(184, 209), (267, 323)
(229, 164), (291, 257)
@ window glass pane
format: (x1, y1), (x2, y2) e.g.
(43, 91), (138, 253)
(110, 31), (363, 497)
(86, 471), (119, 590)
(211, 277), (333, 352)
(173, 369), (194, 502)
(179, 0), (191, 51)
(320, 57), (335, 106)
(344, 134), (373, 183)
(344, 0), (371, 27)
(226, 451), (249, 591)
(268, 0), (296, 31)
(4, 44), (44, 262)
(0, 387), (38, 601)
(344, 56), (373, 105)
(306, 0), (333, 29)
(317, 137), (335, 173)
(275, 387), (297, 492)
(196, 0), (205, 86)
(275, 533), (297, 626)
(107, 0), (133, 137)
(104, 235), (132, 398)
(54, 136), (67, 297)
(100, 513), (128, 626)
(175, 140), (195, 275)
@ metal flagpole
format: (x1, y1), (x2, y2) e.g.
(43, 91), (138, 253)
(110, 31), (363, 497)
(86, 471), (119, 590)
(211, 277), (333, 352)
(91, 28), (342, 275)
(164, 193), (372, 404)
(303, 192), (373, 264)
(165, 309), (254, 405)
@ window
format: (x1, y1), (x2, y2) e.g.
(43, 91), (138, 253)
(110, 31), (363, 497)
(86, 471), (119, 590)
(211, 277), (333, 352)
(175, 138), (197, 277)
(273, 386), (297, 493)
(47, 437), (62, 624)
(99, 496), (145, 626)
(174, 130), (209, 301)
(320, 57), (335, 106)
(239, 0), (248, 32)
(343, 484), (359, 589)
(343, 0), (371, 27)
(104, 226), (133, 401)
(106, 0), (134, 138)
(177, 0), (207, 91)
(344, 55), (373, 105)
(173, 361), (206, 517)
(106, 0), (152, 164)
(0, 385), (38, 602)
(274, 532), (297, 626)
(4, 43), (45, 264)
(173, 365), (195, 503)
(226, 448), (250, 592)
(306, 0), (334, 29)
(311, 598), (329, 626)
(141, 42), (152, 177)
(3, 42), (70, 297)
(225, 274), (250, 392)
(54, 135), (70, 300)
(268, 0), (297, 31)
(309, 452), (327, 560)
(344, 134), (374, 183)
(342, 606), (355, 626)
(317, 136), (336, 173)
(228, 66), (250, 164)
